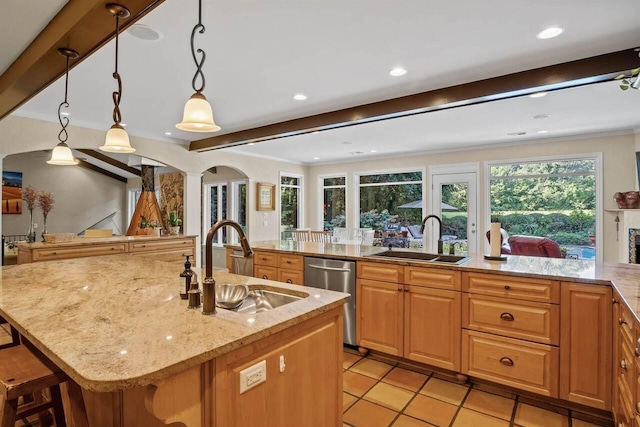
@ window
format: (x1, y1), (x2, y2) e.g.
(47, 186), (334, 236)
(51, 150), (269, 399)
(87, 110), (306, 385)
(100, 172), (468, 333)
(203, 180), (247, 245)
(357, 170), (423, 244)
(489, 157), (597, 260)
(322, 176), (346, 230)
(280, 174), (303, 239)
(231, 180), (247, 240)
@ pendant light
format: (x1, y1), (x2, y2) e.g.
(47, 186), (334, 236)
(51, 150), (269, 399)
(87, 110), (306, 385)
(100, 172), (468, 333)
(48, 48), (79, 165)
(100, 3), (135, 153)
(176, 0), (221, 132)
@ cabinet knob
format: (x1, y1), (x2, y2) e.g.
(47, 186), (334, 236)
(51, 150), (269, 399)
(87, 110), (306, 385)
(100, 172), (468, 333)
(262, 257), (267, 261)
(404, 288), (409, 293)
(286, 279), (292, 284)
(397, 288), (402, 292)
(619, 317), (627, 325)
(499, 357), (514, 367)
(504, 285), (511, 290)
(613, 298), (620, 304)
(286, 260), (291, 264)
(500, 312), (515, 321)
(635, 347), (640, 358)
(262, 275), (268, 279)
(620, 359), (627, 371)
(636, 402), (640, 415)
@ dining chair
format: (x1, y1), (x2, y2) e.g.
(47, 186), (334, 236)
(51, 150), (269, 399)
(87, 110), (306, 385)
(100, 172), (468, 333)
(352, 228), (373, 242)
(360, 230), (375, 246)
(310, 231), (331, 243)
(290, 229), (311, 242)
(332, 227), (349, 243)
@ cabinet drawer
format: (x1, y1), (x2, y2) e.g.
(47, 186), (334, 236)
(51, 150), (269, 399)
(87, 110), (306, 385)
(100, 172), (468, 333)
(129, 238), (193, 252)
(462, 272), (559, 304)
(618, 337), (635, 400)
(278, 269), (304, 286)
(405, 266), (461, 291)
(255, 266), (277, 281)
(32, 243), (127, 261)
(357, 262), (403, 283)
(462, 330), (558, 397)
(462, 294), (559, 345)
(618, 376), (634, 426)
(254, 251), (278, 267)
(278, 254), (304, 271)
(618, 304), (635, 349)
(131, 247), (194, 264)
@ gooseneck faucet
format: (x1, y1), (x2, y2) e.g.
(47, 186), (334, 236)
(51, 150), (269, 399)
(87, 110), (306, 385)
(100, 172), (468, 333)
(420, 214), (444, 254)
(202, 219), (253, 315)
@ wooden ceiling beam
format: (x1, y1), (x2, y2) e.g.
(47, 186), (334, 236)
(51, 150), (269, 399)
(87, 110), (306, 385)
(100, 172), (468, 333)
(189, 48), (640, 152)
(76, 159), (127, 183)
(0, 0), (164, 121)
(77, 149), (141, 176)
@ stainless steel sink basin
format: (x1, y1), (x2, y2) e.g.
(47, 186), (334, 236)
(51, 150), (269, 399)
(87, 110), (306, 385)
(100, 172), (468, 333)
(224, 289), (303, 314)
(369, 250), (471, 265)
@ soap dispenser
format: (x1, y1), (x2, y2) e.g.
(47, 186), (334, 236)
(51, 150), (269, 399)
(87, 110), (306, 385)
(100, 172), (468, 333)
(179, 255), (195, 300)
(187, 273), (201, 309)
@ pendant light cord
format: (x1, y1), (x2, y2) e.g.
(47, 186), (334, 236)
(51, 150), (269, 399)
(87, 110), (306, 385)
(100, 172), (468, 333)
(57, 55), (71, 144)
(190, 0), (206, 93)
(112, 13), (123, 125)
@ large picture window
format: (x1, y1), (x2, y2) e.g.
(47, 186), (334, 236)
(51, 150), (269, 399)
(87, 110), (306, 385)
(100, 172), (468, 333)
(489, 157), (597, 260)
(280, 174), (303, 239)
(322, 176), (346, 230)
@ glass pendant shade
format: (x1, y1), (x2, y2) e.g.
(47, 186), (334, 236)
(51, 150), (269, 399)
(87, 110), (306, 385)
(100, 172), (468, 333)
(47, 142), (77, 165)
(100, 124), (135, 153)
(176, 92), (221, 132)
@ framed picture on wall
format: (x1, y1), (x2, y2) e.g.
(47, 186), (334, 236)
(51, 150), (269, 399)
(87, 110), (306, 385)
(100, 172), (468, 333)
(257, 182), (275, 211)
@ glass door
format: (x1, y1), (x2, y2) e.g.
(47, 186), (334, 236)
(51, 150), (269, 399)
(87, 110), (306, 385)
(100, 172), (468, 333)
(431, 173), (477, 255)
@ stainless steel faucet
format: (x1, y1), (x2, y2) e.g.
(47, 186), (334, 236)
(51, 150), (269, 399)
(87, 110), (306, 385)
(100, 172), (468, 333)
(202, 219), (253, 315)
(420, 214), (444, 254)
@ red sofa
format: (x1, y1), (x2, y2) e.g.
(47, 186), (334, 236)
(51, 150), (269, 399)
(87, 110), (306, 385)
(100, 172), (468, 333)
(507, 235), (562, 258)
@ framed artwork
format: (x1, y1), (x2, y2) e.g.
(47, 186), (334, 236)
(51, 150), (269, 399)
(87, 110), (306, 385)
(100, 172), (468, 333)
(257, 182), (275, 211)
(2, 171), (22, 214)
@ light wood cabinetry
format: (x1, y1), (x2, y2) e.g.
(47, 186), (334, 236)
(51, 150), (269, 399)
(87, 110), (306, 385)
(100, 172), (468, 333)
(253, 250), (304, 285)
(559, 282), (611, 410)
(613, 291), (636, 427)
(356, 262), (461, 371)
(17, 236), (196, 265)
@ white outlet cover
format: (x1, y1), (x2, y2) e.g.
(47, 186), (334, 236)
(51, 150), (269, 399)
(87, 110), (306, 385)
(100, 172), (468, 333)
(239, 360), (266, 394)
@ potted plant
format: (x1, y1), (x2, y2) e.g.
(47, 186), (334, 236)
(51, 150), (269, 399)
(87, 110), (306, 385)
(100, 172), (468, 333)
(168, 212), (182, 235)
(149, 219), (162, 236)
(137, 216), (154, 236)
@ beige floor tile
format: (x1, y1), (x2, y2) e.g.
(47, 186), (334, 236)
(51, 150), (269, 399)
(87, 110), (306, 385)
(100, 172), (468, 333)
(364, 382), (414, 411)
(572, 419), (606, 427)
(514, 403), (570, 427)
(350, 358), (393, 380)
(463, 389), (514, 420)
(419, 377), (469, 405)
(391, 414), (432, 427)
(452, 408), (510, 427)
(343, 371), (377, 397)
(403, 394), (457, 427)
(344, 351), (363, 370)
(343, 392), (358, 411)
(343, 399), (399, 427)
(382, 367), (428, 392)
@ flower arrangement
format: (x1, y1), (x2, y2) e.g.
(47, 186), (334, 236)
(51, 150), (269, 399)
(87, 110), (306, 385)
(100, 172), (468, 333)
(37, 191), (55, 241)
(21, 185), (38, 242)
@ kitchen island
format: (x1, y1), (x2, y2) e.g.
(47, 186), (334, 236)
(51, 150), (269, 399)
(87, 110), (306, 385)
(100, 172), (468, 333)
(0, 254), (348, 426)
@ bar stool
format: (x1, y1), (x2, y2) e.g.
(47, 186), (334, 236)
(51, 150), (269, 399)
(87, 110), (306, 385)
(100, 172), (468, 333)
(0, 345), (69, 427)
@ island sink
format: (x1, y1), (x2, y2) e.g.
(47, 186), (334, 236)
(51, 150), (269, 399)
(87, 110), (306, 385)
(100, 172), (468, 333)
(370, 250), (471, 265)
(224, 289), (304, 314)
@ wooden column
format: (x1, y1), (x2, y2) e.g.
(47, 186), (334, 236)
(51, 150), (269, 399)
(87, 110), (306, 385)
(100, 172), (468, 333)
(126, 166), (163, 236)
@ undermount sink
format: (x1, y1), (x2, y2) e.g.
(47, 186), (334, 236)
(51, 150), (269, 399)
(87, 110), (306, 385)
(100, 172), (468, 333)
(369, 250), (471, 265)
(224, 289), (303, 314)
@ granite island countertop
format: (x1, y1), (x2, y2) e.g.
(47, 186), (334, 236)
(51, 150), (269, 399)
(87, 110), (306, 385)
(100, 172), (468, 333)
(244, 240), (640, 319)
(0, 254), (348, 392)
(16, 233), (195, 249)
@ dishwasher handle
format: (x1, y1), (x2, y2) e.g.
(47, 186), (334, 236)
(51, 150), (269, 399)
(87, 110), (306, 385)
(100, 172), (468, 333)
(307, 264), (352, 272)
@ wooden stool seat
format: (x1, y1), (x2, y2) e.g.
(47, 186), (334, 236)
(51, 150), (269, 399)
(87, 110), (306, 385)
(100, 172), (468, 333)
(0, 345), (69, 427)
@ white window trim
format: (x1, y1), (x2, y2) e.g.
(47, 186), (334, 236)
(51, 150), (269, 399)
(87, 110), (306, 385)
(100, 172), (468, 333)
(229, 179), (249, 243)
(318, 173), (347, 230)
(280, 172), (304, 230)
(202, 181), (228, 246)
(484, 153), (603, 262)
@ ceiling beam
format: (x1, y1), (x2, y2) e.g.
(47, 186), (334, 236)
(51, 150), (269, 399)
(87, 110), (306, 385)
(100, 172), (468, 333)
(0, 0), (164, 121)
(77, 159), (127, 183)
(77, 149), (141, 176)
(190, 48), (640, 152)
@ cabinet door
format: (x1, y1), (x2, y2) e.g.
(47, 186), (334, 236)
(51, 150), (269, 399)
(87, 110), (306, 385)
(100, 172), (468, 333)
(560, 283), (612, 410)
(405, 286), (461, 371)
(254, 266), (277, 281)
(356, 279), (403, 355)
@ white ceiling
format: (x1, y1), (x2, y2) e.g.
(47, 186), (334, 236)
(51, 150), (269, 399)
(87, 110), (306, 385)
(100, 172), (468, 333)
(9, 0), (640, 165)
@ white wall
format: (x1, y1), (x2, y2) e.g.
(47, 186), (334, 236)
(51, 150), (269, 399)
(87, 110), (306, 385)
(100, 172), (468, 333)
(307, 133), (637, 263)
(2, 151), (127, 237)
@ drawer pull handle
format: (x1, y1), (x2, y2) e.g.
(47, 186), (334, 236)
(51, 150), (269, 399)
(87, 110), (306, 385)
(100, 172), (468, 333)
(620, 359), (627, 371)
(286, 279), (293, 284)
(262, 257), (267, 261)
(286, 260), (291, 264)
(504, 285), (511, 290)
(499, 357), (514, 367)
(262, 275), (268, 279)
(636, 347), (640, 358)
(636, 402), (640, 415)
(398, 288), (402, 292)
(500, 312), (515, 321)
(404, 288), (409, 293)
(619, 317), (627, 325)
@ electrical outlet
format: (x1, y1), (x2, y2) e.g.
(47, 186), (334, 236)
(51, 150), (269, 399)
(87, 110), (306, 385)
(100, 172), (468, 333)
(239, 360), (266, 394)
(33, 223), (38, 228)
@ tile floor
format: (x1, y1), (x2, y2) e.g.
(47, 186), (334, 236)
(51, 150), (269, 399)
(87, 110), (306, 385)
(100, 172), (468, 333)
(342, 348), (611, 427)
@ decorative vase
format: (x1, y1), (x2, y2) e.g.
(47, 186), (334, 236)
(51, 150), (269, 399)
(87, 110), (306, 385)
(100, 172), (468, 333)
(168, 226), (180, 235)
(41, 215), (48, 242)
(26, 209), (35, 243)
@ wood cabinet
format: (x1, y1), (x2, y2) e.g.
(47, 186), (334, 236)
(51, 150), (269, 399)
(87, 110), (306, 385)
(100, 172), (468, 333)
(613, 291), (636, 426)
(17, 236), (196, 265)
(559, 282), (611, 410)
(253, 250), (304, 285)
(356, 262), (461, 371)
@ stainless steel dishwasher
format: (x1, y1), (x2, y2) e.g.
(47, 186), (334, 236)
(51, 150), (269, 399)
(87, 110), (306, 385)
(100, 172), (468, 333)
(304, 257), (356, 345)
(229, 249), (254, 276)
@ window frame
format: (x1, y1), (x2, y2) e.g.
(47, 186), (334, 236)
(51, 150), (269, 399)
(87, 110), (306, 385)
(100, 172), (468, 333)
(279, 172), (304, 236)
(318, 173), (347, 230)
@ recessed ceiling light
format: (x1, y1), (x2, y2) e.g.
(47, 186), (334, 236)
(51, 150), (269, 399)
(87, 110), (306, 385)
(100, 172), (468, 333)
(313, 157), (320, 160)
(533, 114), (551, 119)
(341, 141), (352, 145)
(164, 132), (172, 136)
(60, 112), (70, 116)
(537, 130), (549, 134)
(389, 67), (407, 77)
(529, 92), (547, 98)
(507, 132), (527, 136)
(128, 24), (162, 41)
(370, 150), (377, 153)
(536, 26), (564, 40)
(293, 93), (307, 101)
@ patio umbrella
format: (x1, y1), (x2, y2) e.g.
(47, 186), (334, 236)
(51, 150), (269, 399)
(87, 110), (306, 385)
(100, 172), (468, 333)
(397, 200), (459, 211)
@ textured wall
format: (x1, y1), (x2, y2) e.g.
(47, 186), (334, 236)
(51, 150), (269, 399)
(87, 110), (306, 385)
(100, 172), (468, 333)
(159, 172), (184, 228)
